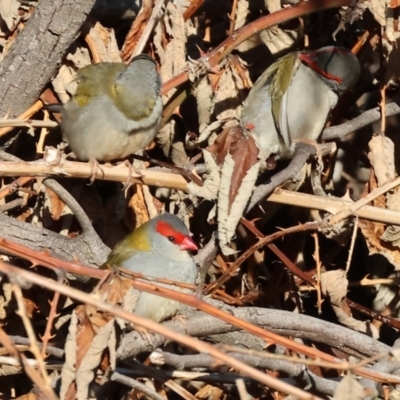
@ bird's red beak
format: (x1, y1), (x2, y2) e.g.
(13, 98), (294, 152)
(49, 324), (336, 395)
(179, 236), (198, 251)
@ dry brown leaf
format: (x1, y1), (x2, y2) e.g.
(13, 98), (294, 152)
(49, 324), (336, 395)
(157, 2), (187, 84)
(75, 320), (115, 400)
(23, 298), (37, 319)
(45, 187), (66, 221)
(213, 58), (249, 123)
(367, 135), (395, 186)
(62, 303), (116, 400)
(360, 171), (400, 269)
(189, 57), (249, 151)
(230, 54), (252, 90)
(187, 149), (220, 200)
(155, 2), (189, 162)
(195, 384), (224, 399)
(60, 310), (79, 400)
(0, 0), (21, 32)
(333, 3), (369, 39)
(207, 126), (238, 165)
(365, 0), (386, 26)
(193, 75), (214, 134)
(60, 275), (130, 400)
(99, 274), (132, 307)
(87, 22), (122, 63)
(209, 70), (223, 92)
(51, 42), (92, 103)
(333, 372), (365, 400)
(384, 38), (400, 83)
(89, 274), (137, 332)
(234, 0), (250, 31)
(16, 206), (33, 223)
(51, 65), (76, 104)
(320, 270), (378, 336)
(0, 364), (22, 376)
(259, 0), (298, 56)
(74, 306), (96, 371)
(52, 57), (87, 103)
(320, 270), (348, 305)
(382, 188), (400, 246)
(85, 275), (132, 333)
(208, 126), (259, 205)
(371, 279), (400, 319)
(128, 187), (150, 229)
(121, 0), (153, 61)
(210, 126), (260, 254)
(15, 393), (37, 400)
(0, 282), (13, 320)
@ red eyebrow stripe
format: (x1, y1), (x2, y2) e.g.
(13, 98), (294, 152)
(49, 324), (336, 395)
(156, 220), (186, 244)
(298, 53), (343, 83)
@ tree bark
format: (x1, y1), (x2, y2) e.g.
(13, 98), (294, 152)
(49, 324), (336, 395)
(0, 0), (96, 117)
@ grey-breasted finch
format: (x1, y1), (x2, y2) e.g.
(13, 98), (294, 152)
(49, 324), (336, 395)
(103, 213), (198, 323)
(61, 54), (163, 166)
(241, 46), (360, 165)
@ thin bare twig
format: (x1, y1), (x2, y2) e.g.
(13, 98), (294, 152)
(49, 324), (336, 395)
(380, 84), (387, 135)
(183, 0), (204, 20)
(11, 284), (53, 392)
(327, 176), (400, 225)
(0, 119), (57, 129)
(40, 273), (63, 358)
(161, 0), (354, 95)
(269, 189), (400, 225)
(312, 233), (323, 315)
(228, 0), (239, 36)
(0, 261), (324, 399)
(111, 372), (166, 400)
(236, 378), (250, 400)
(206, 221), (320, 293)
(345, 216), (359, 274)
(0, 328), (58, 400)
(121, 0), (154, 61)
(0, 158), (189, 191)
(0, 100), (44, 137)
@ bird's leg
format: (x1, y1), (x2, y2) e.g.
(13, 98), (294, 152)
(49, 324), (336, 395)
(171, 314), (189, 332)
(134, 325), (157, 347)
(294, 137), (323, 171)
(88, 158), (105, 185)
(122, 160), (134, 190)
(119, 159), (143, 191)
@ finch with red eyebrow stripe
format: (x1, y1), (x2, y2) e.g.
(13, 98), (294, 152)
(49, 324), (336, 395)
(241, 46), (360, 165)
(102, 213), (198, 324)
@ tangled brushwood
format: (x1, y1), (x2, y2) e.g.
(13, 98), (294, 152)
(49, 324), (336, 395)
(1, 0), (400, 399)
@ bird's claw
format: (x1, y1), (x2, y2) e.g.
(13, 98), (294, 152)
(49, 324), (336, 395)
(121, 160), (142, 191)
(135, 325), (157, 348)
(88, 159), (105, 185)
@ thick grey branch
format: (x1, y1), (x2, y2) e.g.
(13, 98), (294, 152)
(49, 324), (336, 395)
(0, 212), (109, 266)
(321, 102), (400, 141)
(0, 151), (110, 267)
(117, 302), (390, 360)
(246, 142), (335, 213)
(156, 351), (339, 397)
(0, 0), (96, 117)
(359, 338), (400, 400)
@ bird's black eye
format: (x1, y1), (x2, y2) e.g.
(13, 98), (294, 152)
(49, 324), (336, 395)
(168, 236), (175, 242)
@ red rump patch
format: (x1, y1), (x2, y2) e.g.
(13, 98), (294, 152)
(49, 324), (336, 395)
(156, 220), (186, 244)
(245, 122), (255, 130)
